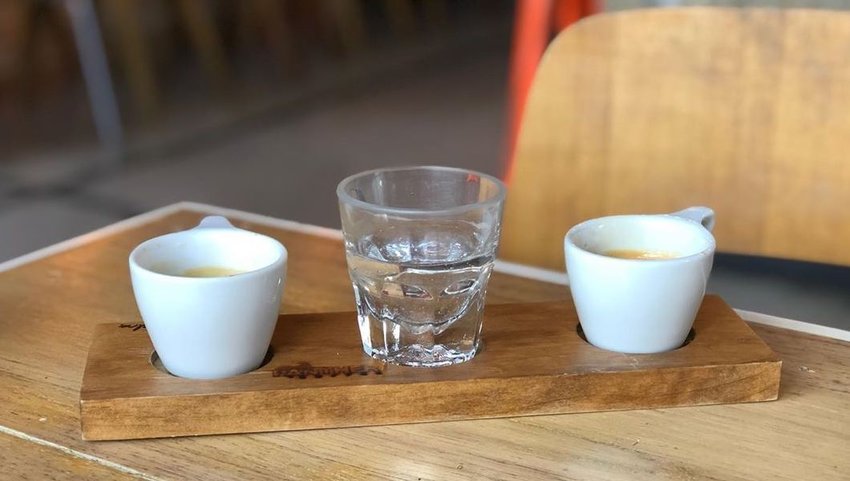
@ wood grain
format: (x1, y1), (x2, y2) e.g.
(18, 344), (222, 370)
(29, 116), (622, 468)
(502, 7), (850, 269)
(79, 297), (780, 440)
(0, 432), (139, 481)
(0, 205), (847, 480)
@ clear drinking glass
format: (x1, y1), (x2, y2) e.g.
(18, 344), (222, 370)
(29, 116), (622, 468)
(337, 166), (506, 367)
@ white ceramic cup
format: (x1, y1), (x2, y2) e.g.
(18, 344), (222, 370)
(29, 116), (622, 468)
(564, 207), (715, 354)
(129, 216), (287, 379)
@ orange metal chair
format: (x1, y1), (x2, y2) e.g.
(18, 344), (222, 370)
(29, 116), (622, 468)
(506, 0), (601, 182)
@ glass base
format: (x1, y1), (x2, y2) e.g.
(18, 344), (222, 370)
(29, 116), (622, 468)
(357, 302), (484, 368)
(365, 343), (480, 367)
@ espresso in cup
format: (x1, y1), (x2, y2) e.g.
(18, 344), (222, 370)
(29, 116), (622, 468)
(181, 266), (246, 278)
(564, 207), (715, 354)
(602, 249), (678, 260)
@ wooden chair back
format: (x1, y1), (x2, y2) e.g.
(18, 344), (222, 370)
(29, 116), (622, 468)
(500, 7), (850, 269)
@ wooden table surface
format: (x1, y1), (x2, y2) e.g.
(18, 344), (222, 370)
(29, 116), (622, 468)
(1, 203), (847, 481)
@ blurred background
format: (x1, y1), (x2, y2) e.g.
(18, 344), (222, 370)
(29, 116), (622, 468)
(2, 0), (520, 260)
(3, 0), (846, 262)
(1, 0), (848, 329)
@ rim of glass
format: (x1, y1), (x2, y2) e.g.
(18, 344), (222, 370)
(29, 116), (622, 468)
(336, 165), (507, 216)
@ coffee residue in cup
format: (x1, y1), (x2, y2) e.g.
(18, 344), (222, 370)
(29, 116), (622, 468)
(603, 249), (677, 260)
(181, 266), (245, 278)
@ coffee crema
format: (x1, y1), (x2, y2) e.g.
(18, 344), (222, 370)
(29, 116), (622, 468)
(181, 266), (245, 278)
(602, 249), (678, 260)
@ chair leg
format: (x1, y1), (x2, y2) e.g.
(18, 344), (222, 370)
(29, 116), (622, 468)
(176, 0), (231, 93)
(246, 0), (299, 76)
(98, 0), (159, 121)
(382, 0), (416, 38)
(0, 0), (33, 129)
(322, 0), (367, 55)
(422, 0), (448, 30)
(64, 0), (124, 167)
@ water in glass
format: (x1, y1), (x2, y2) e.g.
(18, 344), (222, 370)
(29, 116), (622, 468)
(346, 233), (494, 366)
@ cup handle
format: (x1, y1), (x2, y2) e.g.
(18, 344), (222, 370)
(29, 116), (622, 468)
(195, 215), (236, 229)
(671, 206), (715, 232)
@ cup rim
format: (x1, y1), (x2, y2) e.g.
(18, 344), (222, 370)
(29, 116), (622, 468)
(129, 227), (287, 281)
(565, 214), (716, 263)
(336, 165), (507, 216)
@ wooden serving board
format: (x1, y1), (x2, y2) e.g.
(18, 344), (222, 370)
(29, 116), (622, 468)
(79, 295), (781, 441)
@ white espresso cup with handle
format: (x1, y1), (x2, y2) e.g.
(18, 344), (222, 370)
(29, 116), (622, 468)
(129, 216), (287, 379)
(564, 207), (715, 354)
